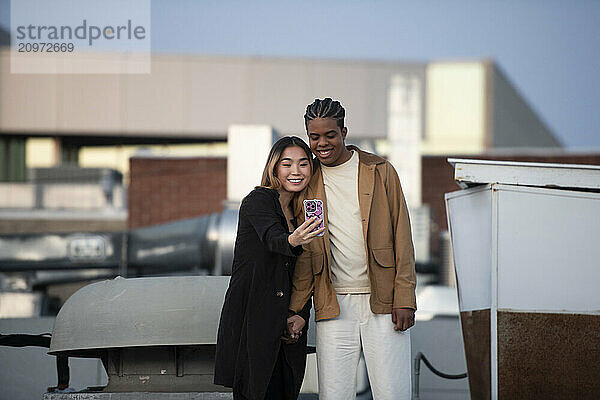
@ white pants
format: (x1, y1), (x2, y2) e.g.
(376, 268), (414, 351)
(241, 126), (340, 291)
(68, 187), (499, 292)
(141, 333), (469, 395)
(316, 294), (412, 400)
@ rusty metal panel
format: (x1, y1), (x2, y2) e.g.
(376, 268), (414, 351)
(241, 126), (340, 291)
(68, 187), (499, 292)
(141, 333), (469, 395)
(497, 311), (600, 400)
(460, 310), (491, 400)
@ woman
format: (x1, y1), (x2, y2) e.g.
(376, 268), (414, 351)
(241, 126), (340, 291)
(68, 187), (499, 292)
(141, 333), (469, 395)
(214, 136), (324, 400)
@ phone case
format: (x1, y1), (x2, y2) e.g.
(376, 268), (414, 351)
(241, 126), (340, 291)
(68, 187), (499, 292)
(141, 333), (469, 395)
(303, 199), (325, 236)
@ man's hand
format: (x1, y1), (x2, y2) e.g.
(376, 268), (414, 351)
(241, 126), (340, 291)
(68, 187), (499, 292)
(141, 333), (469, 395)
(281, 315), (306, 344)
(392, 308), (415, 331)
(287, 314), (306, 338)
(280, 332), (297, 344)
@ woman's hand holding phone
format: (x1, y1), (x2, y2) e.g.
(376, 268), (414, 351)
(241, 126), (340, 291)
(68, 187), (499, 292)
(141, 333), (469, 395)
(288, 216), (325, 247)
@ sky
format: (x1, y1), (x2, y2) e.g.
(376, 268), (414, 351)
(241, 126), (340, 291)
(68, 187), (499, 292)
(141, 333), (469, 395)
(1, 0), (599, 149)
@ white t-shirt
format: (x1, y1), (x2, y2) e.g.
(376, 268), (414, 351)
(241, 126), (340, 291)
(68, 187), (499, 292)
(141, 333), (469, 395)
(321, 151), (370, 294)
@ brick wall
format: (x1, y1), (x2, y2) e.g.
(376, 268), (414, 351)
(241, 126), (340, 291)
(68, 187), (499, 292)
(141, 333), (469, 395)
(128, 157), (227, 228)
(422, 153), (600, 256)
(421, 156), (461, 248)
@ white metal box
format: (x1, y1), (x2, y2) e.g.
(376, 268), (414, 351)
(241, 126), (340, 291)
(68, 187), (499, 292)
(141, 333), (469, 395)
(445, 159), (600, 400)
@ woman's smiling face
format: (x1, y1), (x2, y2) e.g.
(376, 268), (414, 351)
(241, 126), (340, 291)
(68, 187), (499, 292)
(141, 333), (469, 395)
(275, 145), (311, 193)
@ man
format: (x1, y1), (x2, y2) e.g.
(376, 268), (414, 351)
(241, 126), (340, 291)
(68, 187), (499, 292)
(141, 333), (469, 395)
(288, 98), (416, 399)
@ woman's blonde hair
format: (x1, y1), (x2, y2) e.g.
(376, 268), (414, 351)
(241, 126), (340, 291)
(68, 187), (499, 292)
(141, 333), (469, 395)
(260, 136), (313, 190)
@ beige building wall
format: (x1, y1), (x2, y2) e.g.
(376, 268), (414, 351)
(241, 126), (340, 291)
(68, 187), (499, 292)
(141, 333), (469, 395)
(0, 49), (425, 139)
(423, 61), (487, 155)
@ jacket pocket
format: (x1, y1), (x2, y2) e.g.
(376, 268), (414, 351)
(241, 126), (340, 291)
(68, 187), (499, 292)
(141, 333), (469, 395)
(372, 247), (395, 267)
(370, 247), (395, 304)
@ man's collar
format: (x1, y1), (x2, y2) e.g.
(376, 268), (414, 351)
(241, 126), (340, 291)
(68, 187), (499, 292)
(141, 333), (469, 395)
(346, 145), (386, 166)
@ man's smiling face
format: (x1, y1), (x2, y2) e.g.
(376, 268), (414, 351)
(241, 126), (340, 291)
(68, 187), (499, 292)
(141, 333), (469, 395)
(306, 118), (350, 167)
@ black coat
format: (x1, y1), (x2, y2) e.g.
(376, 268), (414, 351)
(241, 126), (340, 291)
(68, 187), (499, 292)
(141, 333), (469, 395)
(214, 188), (311, 400)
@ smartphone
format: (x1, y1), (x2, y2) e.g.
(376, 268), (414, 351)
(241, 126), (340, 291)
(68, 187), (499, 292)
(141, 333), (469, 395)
(303, 199), (325, 236)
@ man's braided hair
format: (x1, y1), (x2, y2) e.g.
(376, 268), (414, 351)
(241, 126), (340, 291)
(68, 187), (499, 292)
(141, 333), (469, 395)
(304, 98), (345, 130)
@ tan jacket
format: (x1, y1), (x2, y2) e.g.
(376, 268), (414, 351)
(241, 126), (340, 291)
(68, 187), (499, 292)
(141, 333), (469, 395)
(290, 146), (417, 321)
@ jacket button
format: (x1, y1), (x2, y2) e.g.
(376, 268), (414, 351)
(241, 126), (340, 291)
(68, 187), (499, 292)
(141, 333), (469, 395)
(276, 290), (284, 297)
(284, 262), (289, 268)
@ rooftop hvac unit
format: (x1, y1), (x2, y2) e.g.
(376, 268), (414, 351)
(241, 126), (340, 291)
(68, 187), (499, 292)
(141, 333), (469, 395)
(48, 276), (231, 393)
(445, 158), (600, 399)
